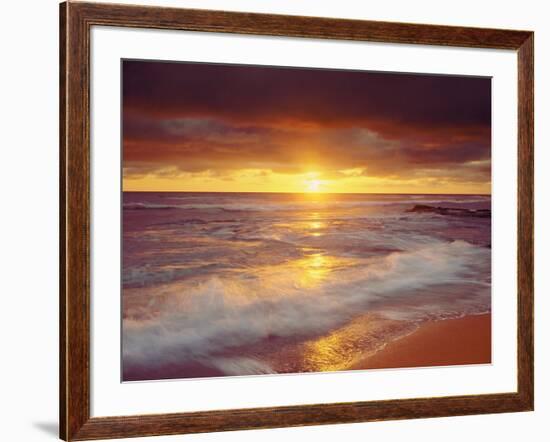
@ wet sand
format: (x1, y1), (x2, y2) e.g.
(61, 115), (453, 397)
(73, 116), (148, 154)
(352, 313), (491, 370)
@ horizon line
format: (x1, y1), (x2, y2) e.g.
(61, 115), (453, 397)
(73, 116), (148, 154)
(122, 190), (491, 196)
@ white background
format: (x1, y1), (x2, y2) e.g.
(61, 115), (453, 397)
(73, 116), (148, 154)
(91, 26), (518, 417)
(0, 0), (547, 441)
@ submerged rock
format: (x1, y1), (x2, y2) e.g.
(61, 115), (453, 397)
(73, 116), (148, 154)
(406, 204), (491, 218)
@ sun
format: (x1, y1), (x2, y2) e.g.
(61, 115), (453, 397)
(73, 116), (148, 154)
(306, 179), (321, 192)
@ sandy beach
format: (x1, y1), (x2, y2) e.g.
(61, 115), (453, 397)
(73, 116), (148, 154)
(352, 313), (491, 370)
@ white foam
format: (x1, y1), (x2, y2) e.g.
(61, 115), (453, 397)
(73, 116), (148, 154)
(123, 240), (490, 373)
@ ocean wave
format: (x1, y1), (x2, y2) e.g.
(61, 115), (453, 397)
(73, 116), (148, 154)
(206, 357), (275, 376)
(123, 197), (489, 213)
(123, 263), (226, 288)
(123, 240), (490, 373)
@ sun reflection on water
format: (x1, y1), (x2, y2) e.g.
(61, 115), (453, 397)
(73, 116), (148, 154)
(301, 317), (376, 372)
(309, 221), (323, 230)
(299, 315), (419, 372)
(294, 253), (332, 287)
(304, 333), (360, 371)
(307, 220), (324, 237)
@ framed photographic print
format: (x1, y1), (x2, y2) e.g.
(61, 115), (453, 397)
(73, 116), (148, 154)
(60, 1), (534, 440)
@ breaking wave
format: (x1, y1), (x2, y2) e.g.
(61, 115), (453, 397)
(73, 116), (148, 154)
(123, 240), (490, 372)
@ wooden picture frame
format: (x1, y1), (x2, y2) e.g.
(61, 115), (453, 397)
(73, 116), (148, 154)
(60, 1), (534, 440)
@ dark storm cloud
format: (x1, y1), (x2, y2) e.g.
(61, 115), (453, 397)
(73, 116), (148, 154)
(122, 60), (491, 183)
(123, 60), (490, 128)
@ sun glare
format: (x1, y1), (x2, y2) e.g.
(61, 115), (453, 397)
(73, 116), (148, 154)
(306, 179), (321, 192)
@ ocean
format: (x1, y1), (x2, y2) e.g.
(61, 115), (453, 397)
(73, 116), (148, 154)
(122, 192), (491, 381)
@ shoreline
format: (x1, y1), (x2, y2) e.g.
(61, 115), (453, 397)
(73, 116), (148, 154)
(123, 314), (492, 381)
(351, 313), (491, 371)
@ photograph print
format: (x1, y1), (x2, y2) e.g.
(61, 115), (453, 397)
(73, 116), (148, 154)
(122, 60), (492, 382)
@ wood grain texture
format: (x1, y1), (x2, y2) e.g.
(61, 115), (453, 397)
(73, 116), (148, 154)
(60, 1), (92, 439)
(73, 1), (531, 49)
(517, 34), (535, 410)
(59, 1), (534, 440)
(59, 3), (67, 439)
(73, 393), (528, 440)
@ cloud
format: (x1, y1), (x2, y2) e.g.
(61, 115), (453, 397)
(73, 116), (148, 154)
(123, 61), (490, 129)
(122, 60), (491, 188)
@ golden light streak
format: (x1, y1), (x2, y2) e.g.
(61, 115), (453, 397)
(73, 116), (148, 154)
(123, 167), (490, 195)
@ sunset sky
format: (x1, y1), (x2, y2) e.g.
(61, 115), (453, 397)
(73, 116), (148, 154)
(122, 60), (491, 194)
